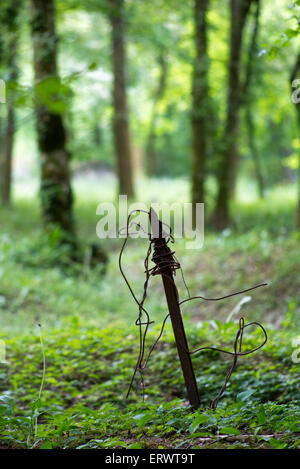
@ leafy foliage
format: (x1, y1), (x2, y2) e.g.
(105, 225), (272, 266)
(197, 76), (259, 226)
(0, 180), (300, 449)
(0, 316), (299, 449)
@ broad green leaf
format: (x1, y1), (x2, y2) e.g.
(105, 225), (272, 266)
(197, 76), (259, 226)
(133, 413), (153, 427)
(40, 441), (53, 449)
(189, 414), (210, 433)
(257, 405), (267, 424)
(237, 389), (256, 402)
(269, 438), (288, 449)
(219, 427), (241, 435)
(128, 443), (143, 449)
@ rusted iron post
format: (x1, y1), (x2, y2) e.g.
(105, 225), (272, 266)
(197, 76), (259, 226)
(150, 208), (200, 409)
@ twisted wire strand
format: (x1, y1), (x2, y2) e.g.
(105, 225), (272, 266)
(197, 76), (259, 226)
(179, 283), (268, 306)
(188, 318), (268, 409)
(119, 209), (268, 408)
(119, 210), (155, 397)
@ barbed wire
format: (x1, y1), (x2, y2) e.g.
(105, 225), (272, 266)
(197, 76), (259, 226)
(119, 209), (268, 409)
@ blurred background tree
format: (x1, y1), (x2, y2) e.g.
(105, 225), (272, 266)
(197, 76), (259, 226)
(191, 0), (210, 223)
(0, 0), (22, 207)
(30, 0), (75, 243)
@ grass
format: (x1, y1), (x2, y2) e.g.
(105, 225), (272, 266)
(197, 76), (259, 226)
(0, 176), (300, 449)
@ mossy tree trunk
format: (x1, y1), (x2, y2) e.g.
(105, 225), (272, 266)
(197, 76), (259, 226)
(30, 0), (75, 242)
(0, 0), (21, 207)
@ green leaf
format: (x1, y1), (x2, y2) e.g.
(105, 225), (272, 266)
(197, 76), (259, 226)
(34, 77), (71, 114)
(187, 432), (214, 438)
(133, 413), (153, 428)
(40, 441), (53, 449)
(88, 62), (98, 71)
(219, 427), (241, 435)
(128, 443), (143, 449)
(237, 389), (256, 402)
(269, 438), (288, 449)
(104, 440), (127, 448)
(189, 414), (210, 433)
(30, 398), (41, 411)
(257, 405), (267, 424)
(166, 418), (180, 426)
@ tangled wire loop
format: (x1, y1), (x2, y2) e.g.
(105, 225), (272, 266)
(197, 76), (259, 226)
(119, 209), (268, 409)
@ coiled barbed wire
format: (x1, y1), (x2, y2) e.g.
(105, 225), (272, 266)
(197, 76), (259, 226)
(119, 209), (268, 409)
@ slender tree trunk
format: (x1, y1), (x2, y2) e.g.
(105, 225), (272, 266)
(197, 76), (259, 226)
(109, 0), (134, 198)
(191, 0), (209, 223)
(30, 0), (75, 241)
(243, 0), (264, 199)
(1, 107), (15, 206)
(146, 53), (168, 176)
(213, 0), (253, 230)
(0, 0), (20, 207)
(290, 52), (300, 229)
(245, 107), (264, 198)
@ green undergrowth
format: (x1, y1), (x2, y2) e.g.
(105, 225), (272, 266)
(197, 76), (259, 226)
(1, 185), (300, 449)
(0, 319), (299, 449)
(2, 218), (300, 332)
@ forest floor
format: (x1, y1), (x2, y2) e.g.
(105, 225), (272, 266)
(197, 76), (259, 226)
(0, 178), (299, 449)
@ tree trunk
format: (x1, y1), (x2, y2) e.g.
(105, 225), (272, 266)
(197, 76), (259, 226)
(30, 0), (75, 242)
(0, 0), (20, 207)
(245, 107), (264, 198)
(243, 0), (264, 199)
(146, 53), (168, 176)
(1, 107), (15, 206)
(109, 0), (135, 198)
(191, 0), (209, 224)
(213, 0), (253, 230)
(290, 52), (300, 229)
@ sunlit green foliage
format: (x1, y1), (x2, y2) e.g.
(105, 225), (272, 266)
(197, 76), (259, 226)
(6, 0), (300, 183)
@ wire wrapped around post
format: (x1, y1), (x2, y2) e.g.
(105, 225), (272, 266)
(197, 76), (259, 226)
(119, 208), (268, 409)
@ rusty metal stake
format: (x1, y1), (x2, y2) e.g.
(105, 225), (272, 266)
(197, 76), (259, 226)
(150, 208), (200, 409)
